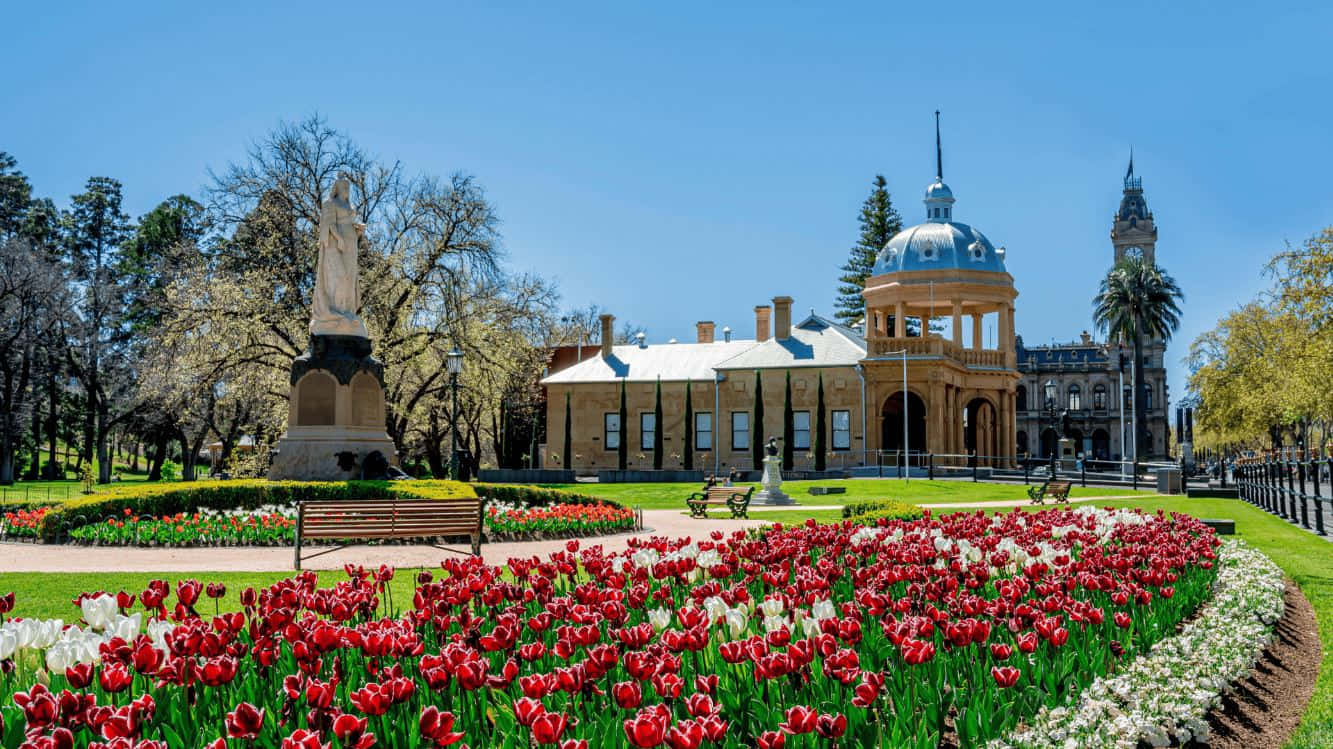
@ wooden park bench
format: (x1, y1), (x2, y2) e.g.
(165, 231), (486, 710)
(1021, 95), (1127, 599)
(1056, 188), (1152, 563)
(1027, 480), (1072, 505)
(294, 497), (483, 569)
(685, 486), (754, 519)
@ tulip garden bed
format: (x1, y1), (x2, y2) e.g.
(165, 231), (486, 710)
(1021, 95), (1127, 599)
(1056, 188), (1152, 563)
(0, 506), (1289, 749)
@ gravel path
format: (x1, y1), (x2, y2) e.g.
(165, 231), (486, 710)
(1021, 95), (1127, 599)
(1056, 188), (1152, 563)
(0, 494), (1152, 573)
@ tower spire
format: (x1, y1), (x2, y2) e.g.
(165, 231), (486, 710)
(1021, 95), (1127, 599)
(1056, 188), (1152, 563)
(935, 110), (943, 180)
(1125, 146), (1134, 182)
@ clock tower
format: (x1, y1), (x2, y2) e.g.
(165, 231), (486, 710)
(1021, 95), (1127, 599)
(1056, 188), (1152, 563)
(1110, 153), (1157, 264)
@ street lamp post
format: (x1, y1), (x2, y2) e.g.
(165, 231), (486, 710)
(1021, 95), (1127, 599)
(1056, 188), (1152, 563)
(447, 347), (464, 480)
(1042, 379), (1058, 475)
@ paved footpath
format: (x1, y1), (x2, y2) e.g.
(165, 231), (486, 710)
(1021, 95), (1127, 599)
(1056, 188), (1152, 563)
(0, 495), (1150, 574)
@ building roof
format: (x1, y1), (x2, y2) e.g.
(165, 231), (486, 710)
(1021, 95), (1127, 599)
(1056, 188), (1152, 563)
(539, 315), (865, 385)
(874, 220), (1007, 274)
(713, 315), (865, 371)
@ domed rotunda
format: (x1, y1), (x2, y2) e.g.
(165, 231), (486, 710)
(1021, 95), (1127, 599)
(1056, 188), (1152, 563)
(858, 113), (1020, 468)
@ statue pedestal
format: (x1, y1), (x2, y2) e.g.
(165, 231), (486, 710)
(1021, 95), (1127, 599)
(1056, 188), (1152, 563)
(754, 455), (793, 505)
(268, 335), (398, 481)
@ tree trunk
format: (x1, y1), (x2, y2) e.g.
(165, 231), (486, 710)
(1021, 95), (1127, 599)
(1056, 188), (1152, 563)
(129, 441), (140, 472)
(147, 435), (168, 481)
(44, 354), (59, 479)
(25, 389), (42, 480)
(1132, 331), (1147, 460)
(96, 399), (112, 484)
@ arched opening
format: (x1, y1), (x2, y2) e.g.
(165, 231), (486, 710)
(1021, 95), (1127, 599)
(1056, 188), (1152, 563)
(1015, 385), (1027, 411)
(1092, 384), (1107, 410)
(351, 373), (384, 427)
(964, 398), (998, 461)
(1016, 430), (1029, 456)
(1067, 428), (1084, 459)
(1039, 428), (1059, 459)
(296, 372), (336, 426)
(1092, 428), (1110, 461)
(881, 390), (926, 460)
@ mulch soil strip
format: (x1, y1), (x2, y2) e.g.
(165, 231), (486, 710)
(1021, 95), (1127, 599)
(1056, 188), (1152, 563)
(1188, 578), (1321, 748)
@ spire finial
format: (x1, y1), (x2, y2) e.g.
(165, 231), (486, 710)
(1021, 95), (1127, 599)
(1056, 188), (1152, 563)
(1125, 146), (1134, 182)
(935, 110), (943, 181)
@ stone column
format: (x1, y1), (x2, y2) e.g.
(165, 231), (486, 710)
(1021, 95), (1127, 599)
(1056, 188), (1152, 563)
(895, 302), (906, 337)
(971, 313), (983, 349)
(952, 299), (962, 347)
(930, 382), (945, 455)
(998, 392), (1010, 467)
(998, 305), (1010, 351)
(945, 387), (956, 455)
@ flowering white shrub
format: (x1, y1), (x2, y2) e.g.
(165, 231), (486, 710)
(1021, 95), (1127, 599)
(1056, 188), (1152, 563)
(990, 538), (1286, 749)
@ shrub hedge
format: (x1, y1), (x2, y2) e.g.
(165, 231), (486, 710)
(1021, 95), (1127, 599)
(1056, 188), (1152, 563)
(35, 479), (617, 543)
(840, 498), (925, 522)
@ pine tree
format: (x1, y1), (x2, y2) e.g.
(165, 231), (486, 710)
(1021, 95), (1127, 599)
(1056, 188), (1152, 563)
(815, 373), (827, 471)
(618, 379), (628, 470)
(752, 371), (764, 471)
(652, 378), (663, 469)
(782, 370), (794, 470)
(562, 391), (572, 470)
(836, 175), (902, 326)
(683, 381), (693, 471)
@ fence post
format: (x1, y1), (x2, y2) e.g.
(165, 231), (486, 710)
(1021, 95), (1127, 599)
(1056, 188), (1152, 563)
(1310, 456), (1325, 536)
(972, 454), (979, 483)
(1132, 460), (1138, 491)
(1295, 455), (1306, 525)
(1024, 460), (1031, 485)
(1080, 460), (1087, 488)
(928, 453), (934, 481)
(1285, 455), (1297, 521)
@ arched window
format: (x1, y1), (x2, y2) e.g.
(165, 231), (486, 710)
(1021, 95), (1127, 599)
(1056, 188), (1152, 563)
(1068, 384), (1081, 411)
(1093, 384), (1107, 410)
(1015, 385), (1027, 411)
(1143, 382), (1153, 410)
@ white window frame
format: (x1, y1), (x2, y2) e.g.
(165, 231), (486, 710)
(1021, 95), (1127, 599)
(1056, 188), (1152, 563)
(604, 413), (620, 450)
(640, 412), (656, 451)
(832, 410), (851, 450)
(793, 411), (811, 450)
(695, 412), (712, 451)
(731, 412), (750, 451)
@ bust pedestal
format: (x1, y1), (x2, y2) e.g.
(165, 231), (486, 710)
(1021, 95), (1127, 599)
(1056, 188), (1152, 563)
(754, 455), (793, 505)
(268, 335), (397, 480)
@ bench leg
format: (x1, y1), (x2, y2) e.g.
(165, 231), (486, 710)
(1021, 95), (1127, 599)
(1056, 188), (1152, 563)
(471, 533), (480, 556)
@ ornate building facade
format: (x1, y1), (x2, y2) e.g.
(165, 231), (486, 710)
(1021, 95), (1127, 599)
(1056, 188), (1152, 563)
(543, 115), (1022, 471)
(1013, 160), (1170, 461)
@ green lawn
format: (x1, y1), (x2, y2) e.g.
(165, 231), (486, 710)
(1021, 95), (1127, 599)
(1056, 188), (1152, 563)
(542, 478), (1156, 509)
(1, 472), (152, 506)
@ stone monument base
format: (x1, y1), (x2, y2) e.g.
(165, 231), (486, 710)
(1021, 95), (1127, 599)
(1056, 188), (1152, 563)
(754, 455), (794, 505)
(268, 334), (398, 481)
(269, 428), (398, 481)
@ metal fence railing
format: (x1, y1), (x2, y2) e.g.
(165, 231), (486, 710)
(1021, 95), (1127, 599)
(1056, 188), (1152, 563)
(1235, 451), (1330, 538)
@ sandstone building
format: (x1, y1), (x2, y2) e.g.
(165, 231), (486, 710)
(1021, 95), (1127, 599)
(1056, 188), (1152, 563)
(542, 119), (1023, 472)
(1013, 160), (1170, 461)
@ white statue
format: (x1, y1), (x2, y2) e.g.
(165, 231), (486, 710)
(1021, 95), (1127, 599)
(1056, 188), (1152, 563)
(311, 176), (369, 338)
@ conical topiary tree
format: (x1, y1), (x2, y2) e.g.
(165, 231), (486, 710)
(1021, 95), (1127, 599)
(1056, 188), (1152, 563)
(782, 370), (794, 471)
(752, 371), (764, 471)
(653, 377), (664, 470)
(683, 381), (693, 471)
(815, 373), (827, 471)
(618, 378), (628, 470)
(562, 390), (572, 470)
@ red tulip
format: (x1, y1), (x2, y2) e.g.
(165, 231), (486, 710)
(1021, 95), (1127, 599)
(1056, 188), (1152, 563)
(419, 706), (465, 747)
(64, 662), (94, 688)
(623, 705), (671, 747)
(757, 731), (786, 749)
(990, 643), (1013, 660)
(666, 718), (704, 749)
(226, 702), (265, 740)
(515, 697), (546, 727)
(612, 680), (643, 709)
(816, 713), (847, 739)
(1114, 612), (1132, 629)
(282, 728), (329, 749)
(992, 665), (1021, 688)
(779, 705), (817, 735)
(531, 711), (570, 745)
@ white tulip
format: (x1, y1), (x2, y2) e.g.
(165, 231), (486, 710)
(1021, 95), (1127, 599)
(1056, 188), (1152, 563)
(724, 608), (748, 639)
(759, 597), (784, 618)
(647, 608), (671, 631)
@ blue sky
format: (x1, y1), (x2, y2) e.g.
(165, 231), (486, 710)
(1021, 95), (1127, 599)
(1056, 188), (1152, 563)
(5, 1), (1332, 405)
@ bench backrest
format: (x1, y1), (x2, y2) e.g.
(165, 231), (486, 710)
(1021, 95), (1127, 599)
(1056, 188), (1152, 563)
(1048, 481), (1073, 493)
(299, 498), (483, 539)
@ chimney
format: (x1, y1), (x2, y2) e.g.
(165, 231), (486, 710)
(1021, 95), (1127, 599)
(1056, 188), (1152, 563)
(772, 296), (793, 340)
(696, 321), (715, 344)
(754, 305), (771, 342)
(599, 314), (615, 358)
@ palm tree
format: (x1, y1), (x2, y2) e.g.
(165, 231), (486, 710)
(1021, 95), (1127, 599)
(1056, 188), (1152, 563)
(1093, 256), (1183, 462)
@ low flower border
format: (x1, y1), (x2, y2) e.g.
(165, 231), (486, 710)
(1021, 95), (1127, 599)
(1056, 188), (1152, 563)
(990, 538), (1286, 749)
